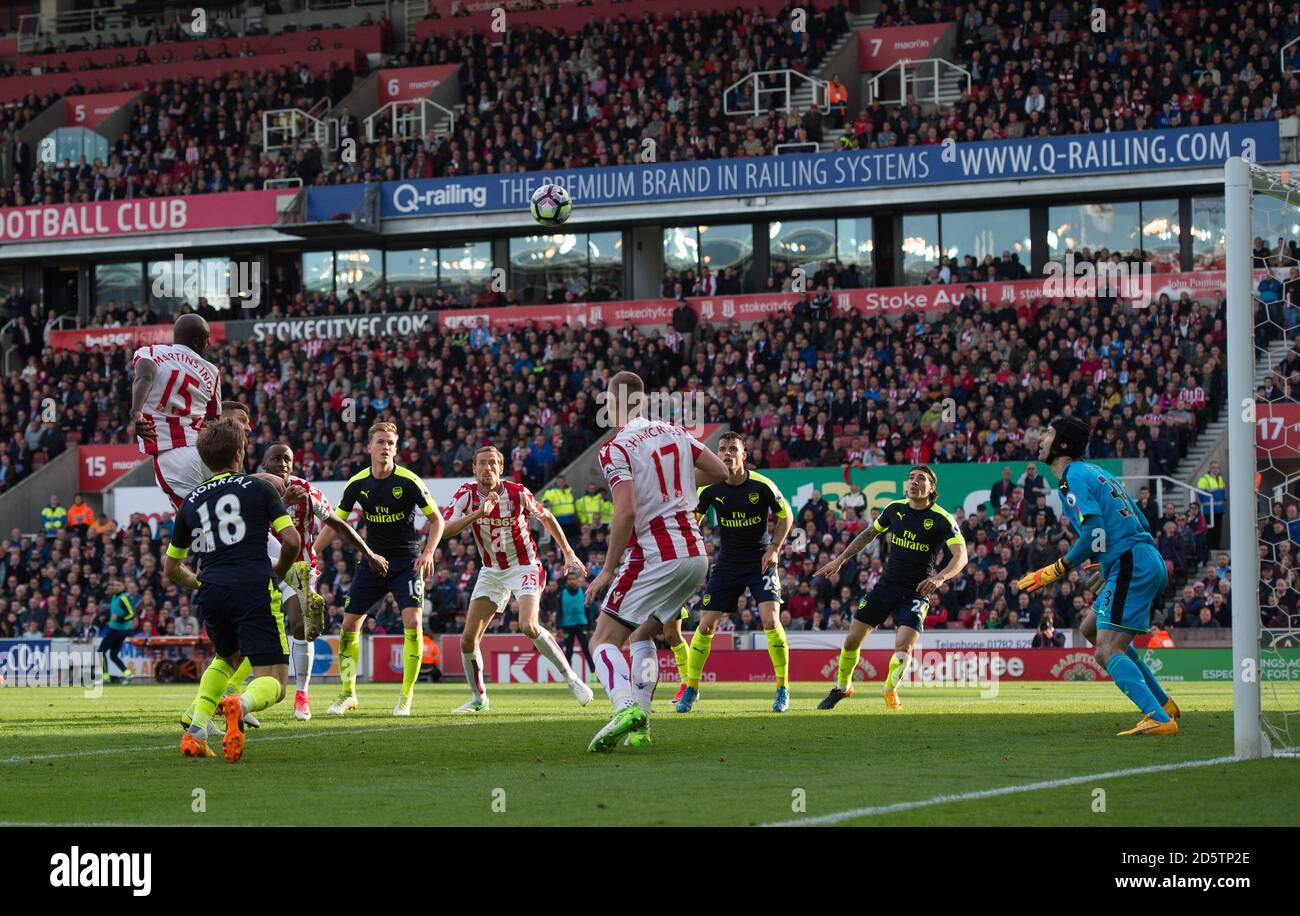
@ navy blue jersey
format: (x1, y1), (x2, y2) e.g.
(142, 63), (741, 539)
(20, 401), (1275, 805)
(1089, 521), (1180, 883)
(335, 464), (437, 562)
(166, 473), (292, 589)
(697, 471), (790, 563)
(873, 499), (965, 590)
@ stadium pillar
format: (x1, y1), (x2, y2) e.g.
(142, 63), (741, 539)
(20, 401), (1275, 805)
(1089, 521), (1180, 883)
(1224, 156), (1264, 759)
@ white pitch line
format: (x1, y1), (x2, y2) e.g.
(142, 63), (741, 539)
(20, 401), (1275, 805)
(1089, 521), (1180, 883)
(0, 714), (569, 765)
(763, 755), (1244, 827)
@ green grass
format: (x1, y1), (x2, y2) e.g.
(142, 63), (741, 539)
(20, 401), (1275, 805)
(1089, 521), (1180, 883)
(0, 681), (1294, 826)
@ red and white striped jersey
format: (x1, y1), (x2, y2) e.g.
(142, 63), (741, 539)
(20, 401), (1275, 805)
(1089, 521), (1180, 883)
(267, 476), (333, 570)
(443, 480), (545, 570)
(598, 417), (706, 563)
(131, 343), (222, 455)
(285, 475), (333, 569)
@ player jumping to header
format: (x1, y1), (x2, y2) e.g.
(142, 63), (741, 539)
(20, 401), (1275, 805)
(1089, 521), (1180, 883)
(584, 371), (728, 751)
(131, 314), (222, 510)
(263, 443), (389, 721)
(316, 421), (444, 717)
(815, 466), (968, 711)
(1016, 416), (1178, 736)
(166, 418), (301, 762)
(442, 446), (592, 712)
(676, 431), (793, 713)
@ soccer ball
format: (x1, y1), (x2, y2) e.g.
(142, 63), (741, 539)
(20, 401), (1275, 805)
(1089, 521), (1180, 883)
(530, 184), (572, 227)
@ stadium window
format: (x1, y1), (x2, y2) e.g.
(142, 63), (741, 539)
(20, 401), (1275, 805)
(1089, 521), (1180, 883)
(509, 234), (588, 304)
(662, 226), (699, 277)
(437, 241), (493, 300)
(900, 213), (940, 285)
(334, 249), (382, 295)
(1140, 199), (1181, 273)
(146, 256), (241, 313)
(302, 251), (334, 296)
(939, 209), (1031, 278)
(768, 219), (836, 282)
(385, 248), (439, 297)
(1249, 194), (1300, 267)
(835, 217), (874, 287)
(1046, 202), (1140, 265)
(588, 232), (623, 302)
(94, 261), (143, 313)
(1190, 197), (1226, 271)
(698, 223), (753, 292)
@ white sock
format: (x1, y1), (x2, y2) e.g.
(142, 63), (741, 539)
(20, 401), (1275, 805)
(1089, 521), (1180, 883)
(463, 649), (486, 702)
(531, 627), (579, 682)
(592, 643), (633, 710)
(629, 639), (658, 715)
(290, 637), (314, 692)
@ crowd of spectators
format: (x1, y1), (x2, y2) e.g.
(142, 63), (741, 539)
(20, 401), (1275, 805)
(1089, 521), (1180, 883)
(312, 1), (853, 185)
(1, 62), (351, 208)
(838, 0), (1298, 152)
(2, 265), (1243, 638)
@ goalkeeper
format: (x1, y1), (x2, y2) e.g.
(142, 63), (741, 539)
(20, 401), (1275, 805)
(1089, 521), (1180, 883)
(1016, 416), (1179, 737)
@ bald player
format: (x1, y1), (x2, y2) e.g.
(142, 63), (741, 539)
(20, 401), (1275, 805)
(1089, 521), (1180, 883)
(131, 315), (223, 509)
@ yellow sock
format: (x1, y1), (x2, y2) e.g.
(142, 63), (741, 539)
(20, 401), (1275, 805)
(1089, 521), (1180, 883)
(186, 657), (235, 729)
(671, 640), (690, 684)
(765, 624), (788, 688)
(686, 630), (714, 689)
(401, 627), (422, 699)
(240, 675), (282, 714)
(339, 630), (359, 696)
(836, 647), (859, 690)
(885, 651), (912, 691)
(229, 657), (252, 690)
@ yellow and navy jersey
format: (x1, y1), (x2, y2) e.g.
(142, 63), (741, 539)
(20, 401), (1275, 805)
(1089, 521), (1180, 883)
(336, 464), (437, 561)
(873, 499), (965, 589)
(166, 473), (293, 590)
(697, 471), (790, 563)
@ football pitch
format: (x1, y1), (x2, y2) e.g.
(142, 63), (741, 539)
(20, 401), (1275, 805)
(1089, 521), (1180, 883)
(1, 682), (1294, 827)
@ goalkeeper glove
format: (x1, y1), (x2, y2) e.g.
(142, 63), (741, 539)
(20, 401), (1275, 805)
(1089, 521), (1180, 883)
(1082, 560), (1103, 594)
(1016, 559), (1069, 594)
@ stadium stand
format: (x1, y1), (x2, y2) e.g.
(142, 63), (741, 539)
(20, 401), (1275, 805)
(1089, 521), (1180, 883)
(834, 0), (1299, 150)
(1, 270), (1241, 639)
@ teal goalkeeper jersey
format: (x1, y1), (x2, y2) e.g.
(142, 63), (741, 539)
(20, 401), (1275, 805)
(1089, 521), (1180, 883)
(1059, 461), (1156, 573)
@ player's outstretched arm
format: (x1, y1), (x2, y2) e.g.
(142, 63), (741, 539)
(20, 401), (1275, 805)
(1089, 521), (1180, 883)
(694, 444), (728, 487)
(764, 489), (795, 572)
(417, 500), (444, 581)
(162, 553), (200, 590)
(814, 524), (881, 579)
(273, 526), (302, 584)
(586, 480), (635, 603)
(130, 356), (157, 441)
(539, 507), (585, 576)
(322, 515), (388, 575)
(919, 540), (968, 596)
(1016, 514), (1101, 594)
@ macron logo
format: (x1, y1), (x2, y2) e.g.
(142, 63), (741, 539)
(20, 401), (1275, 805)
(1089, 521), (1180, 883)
(50, 847), (152, 897)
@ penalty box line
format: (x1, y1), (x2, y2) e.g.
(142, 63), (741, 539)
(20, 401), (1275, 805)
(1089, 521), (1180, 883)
(0, 714), (569, 765)
(763, 755), (1245, 827)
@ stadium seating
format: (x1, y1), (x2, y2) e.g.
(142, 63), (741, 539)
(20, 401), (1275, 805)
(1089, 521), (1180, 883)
(837, 0), (1298, 151)
(2, 273), (1235, 639)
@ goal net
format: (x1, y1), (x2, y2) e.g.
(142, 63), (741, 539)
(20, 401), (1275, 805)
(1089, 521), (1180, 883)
(1231, 158), (1300, 757)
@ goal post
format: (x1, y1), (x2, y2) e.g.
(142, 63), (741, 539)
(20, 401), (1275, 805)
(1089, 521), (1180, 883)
(1224, 156), (1263, 758)
(1229, 156), (1300, 758)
